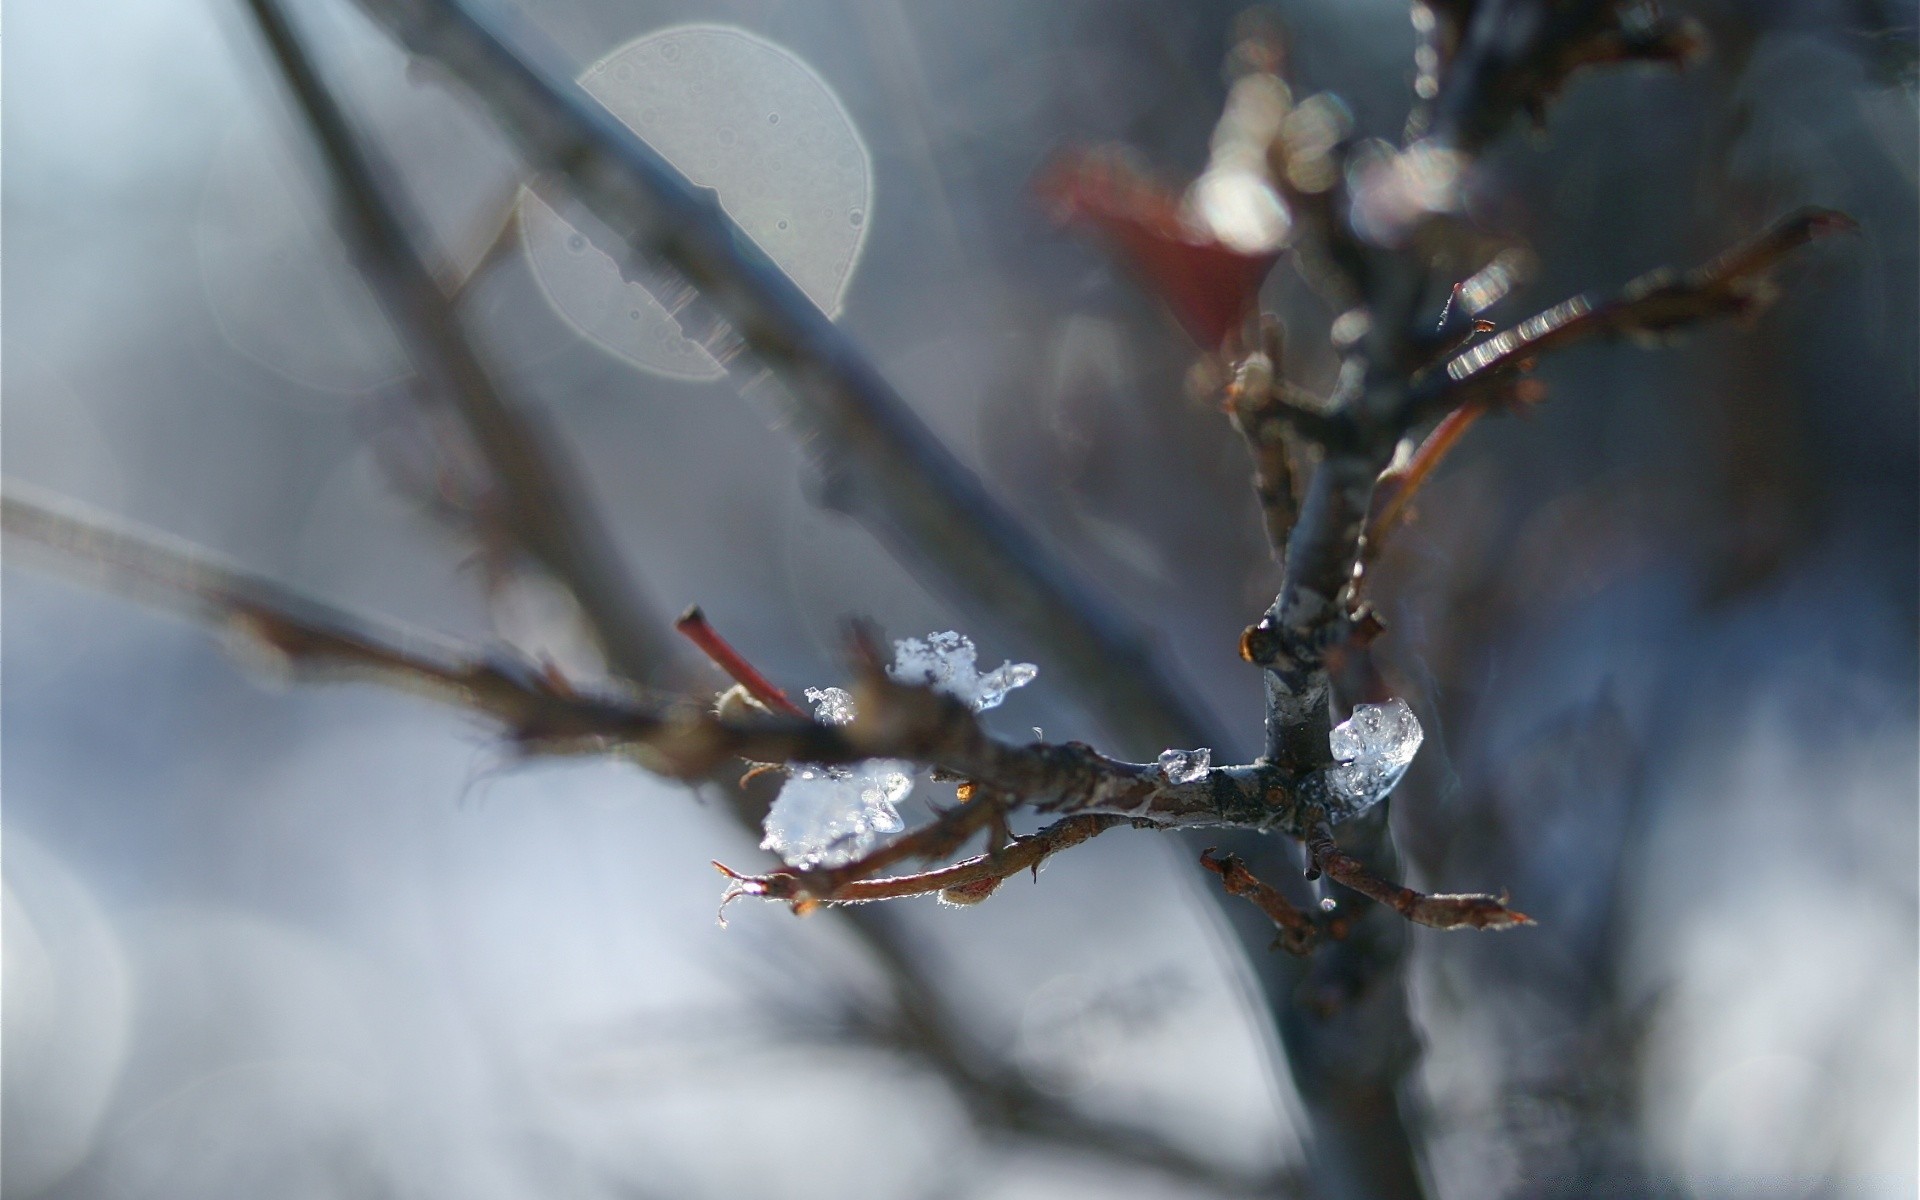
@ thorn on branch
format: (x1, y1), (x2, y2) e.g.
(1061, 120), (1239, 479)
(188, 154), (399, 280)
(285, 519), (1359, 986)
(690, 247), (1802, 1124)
(1440, 207), (1856, 397)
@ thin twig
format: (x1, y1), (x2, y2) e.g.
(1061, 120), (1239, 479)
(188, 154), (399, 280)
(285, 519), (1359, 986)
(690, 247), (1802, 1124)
(673, 606), (808, 718)
(1199, 849), (1329, 957)
(721, 813), (1127, 908)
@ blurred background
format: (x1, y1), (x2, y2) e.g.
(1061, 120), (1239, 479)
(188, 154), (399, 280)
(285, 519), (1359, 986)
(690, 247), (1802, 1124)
(3, 0), (1914, 1197)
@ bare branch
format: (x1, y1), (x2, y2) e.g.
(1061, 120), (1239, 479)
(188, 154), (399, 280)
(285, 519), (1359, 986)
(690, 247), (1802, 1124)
(238, 0), (670, 683)
(0, 489), (1294, 827)
(1200, 849), (1329, 957)
(1363, 208), (1857, 551)
(1433, 207), (1857, 406)
(1303, 813), (1531, 932)
(1424, 0), (1706, 151)
(722, 813), (1127, 908)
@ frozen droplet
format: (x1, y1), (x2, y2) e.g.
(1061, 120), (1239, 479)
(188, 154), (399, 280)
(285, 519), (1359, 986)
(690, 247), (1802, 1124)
(761, 760), (913, 869)
(1157, 747), (1212, 784)
(1322, 698), (1423, 821)
(974, 661), (1039, 710)
(1319, 897), (1337, 912)
(803, 686), (857, 725)
(889, 632), (1036, 712)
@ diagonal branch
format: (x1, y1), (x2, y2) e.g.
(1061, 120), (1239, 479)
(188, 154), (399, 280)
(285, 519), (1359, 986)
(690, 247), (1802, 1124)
(1432, 207), (1857, 405)
(1200, 849), (1328, 957)
(238, 0), (670, 684)
(1302, 813), (1531, 931)
(1363, 207), (1857, 551)
(343, 0), (1227, 757)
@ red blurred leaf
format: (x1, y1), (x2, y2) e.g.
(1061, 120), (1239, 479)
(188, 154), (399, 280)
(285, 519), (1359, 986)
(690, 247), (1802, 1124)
(1039, 150), (1279, 350)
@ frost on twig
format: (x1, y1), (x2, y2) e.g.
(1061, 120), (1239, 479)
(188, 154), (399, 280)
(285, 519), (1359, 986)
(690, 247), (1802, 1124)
(1158, 747), (1212, 784)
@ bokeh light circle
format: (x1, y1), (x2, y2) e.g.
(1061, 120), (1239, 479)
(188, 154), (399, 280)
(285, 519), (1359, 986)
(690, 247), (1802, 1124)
(520, 25), (872, 380)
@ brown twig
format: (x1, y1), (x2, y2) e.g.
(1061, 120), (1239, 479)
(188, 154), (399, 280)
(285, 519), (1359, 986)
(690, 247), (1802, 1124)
(673, 606), (808, 718)
(1199, 849), (1329, 957)
(1429, 208), (1858, 415)
(1302, 813), (1532, 932)
(722, 813), (1127, 908)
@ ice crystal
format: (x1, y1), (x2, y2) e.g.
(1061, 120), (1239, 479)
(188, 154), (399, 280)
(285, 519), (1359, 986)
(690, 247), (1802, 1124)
(761, 632), (1032, 869)
(761, 761), (912, 869)
(1157, 746), (1212, 783)
(1323, 698), (1423, 821)
(804, 686), (857, 725)
(888, 631), (1037, 712)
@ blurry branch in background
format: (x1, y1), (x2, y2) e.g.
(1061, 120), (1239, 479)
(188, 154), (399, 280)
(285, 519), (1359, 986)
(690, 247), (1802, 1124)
(239, 0), (671, 685)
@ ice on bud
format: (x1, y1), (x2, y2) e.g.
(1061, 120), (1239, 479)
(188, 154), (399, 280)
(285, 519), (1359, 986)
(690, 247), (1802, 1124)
(1323, 698), (1423, 821)
(804, 686), (857, 725)
(761, 761), (912, 870)
(889, 631), (1037, 712)
(1157, 747), (1212, 783)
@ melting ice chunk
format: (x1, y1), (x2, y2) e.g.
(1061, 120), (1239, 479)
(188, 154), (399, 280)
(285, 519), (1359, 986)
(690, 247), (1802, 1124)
(761, 761), (913, 869)
(889, 631), (1037, 712)
(1324, 698), (1423, 821)
(804, 686), (857, 725)
(1157, 747), (1212, 783)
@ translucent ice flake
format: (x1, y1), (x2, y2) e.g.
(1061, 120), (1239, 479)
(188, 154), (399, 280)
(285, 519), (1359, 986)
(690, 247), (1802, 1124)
(761, 760), (912, 870)
(1157, 747), (1212, 783)
(804, 686), (857, 725)
(1323, 698), (1423, 821)
(888, 631), (1037, 712)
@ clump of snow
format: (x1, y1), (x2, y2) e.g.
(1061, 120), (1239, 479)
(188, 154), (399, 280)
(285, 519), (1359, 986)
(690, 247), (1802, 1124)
(761, 632), (1035, 869)
(803, 686), (857, 726)
(888, 631), (1036, 712)
(1323, 698), (1423, 821)
(1158, 747), (1212, 783)
(762, 761), (912, 869)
